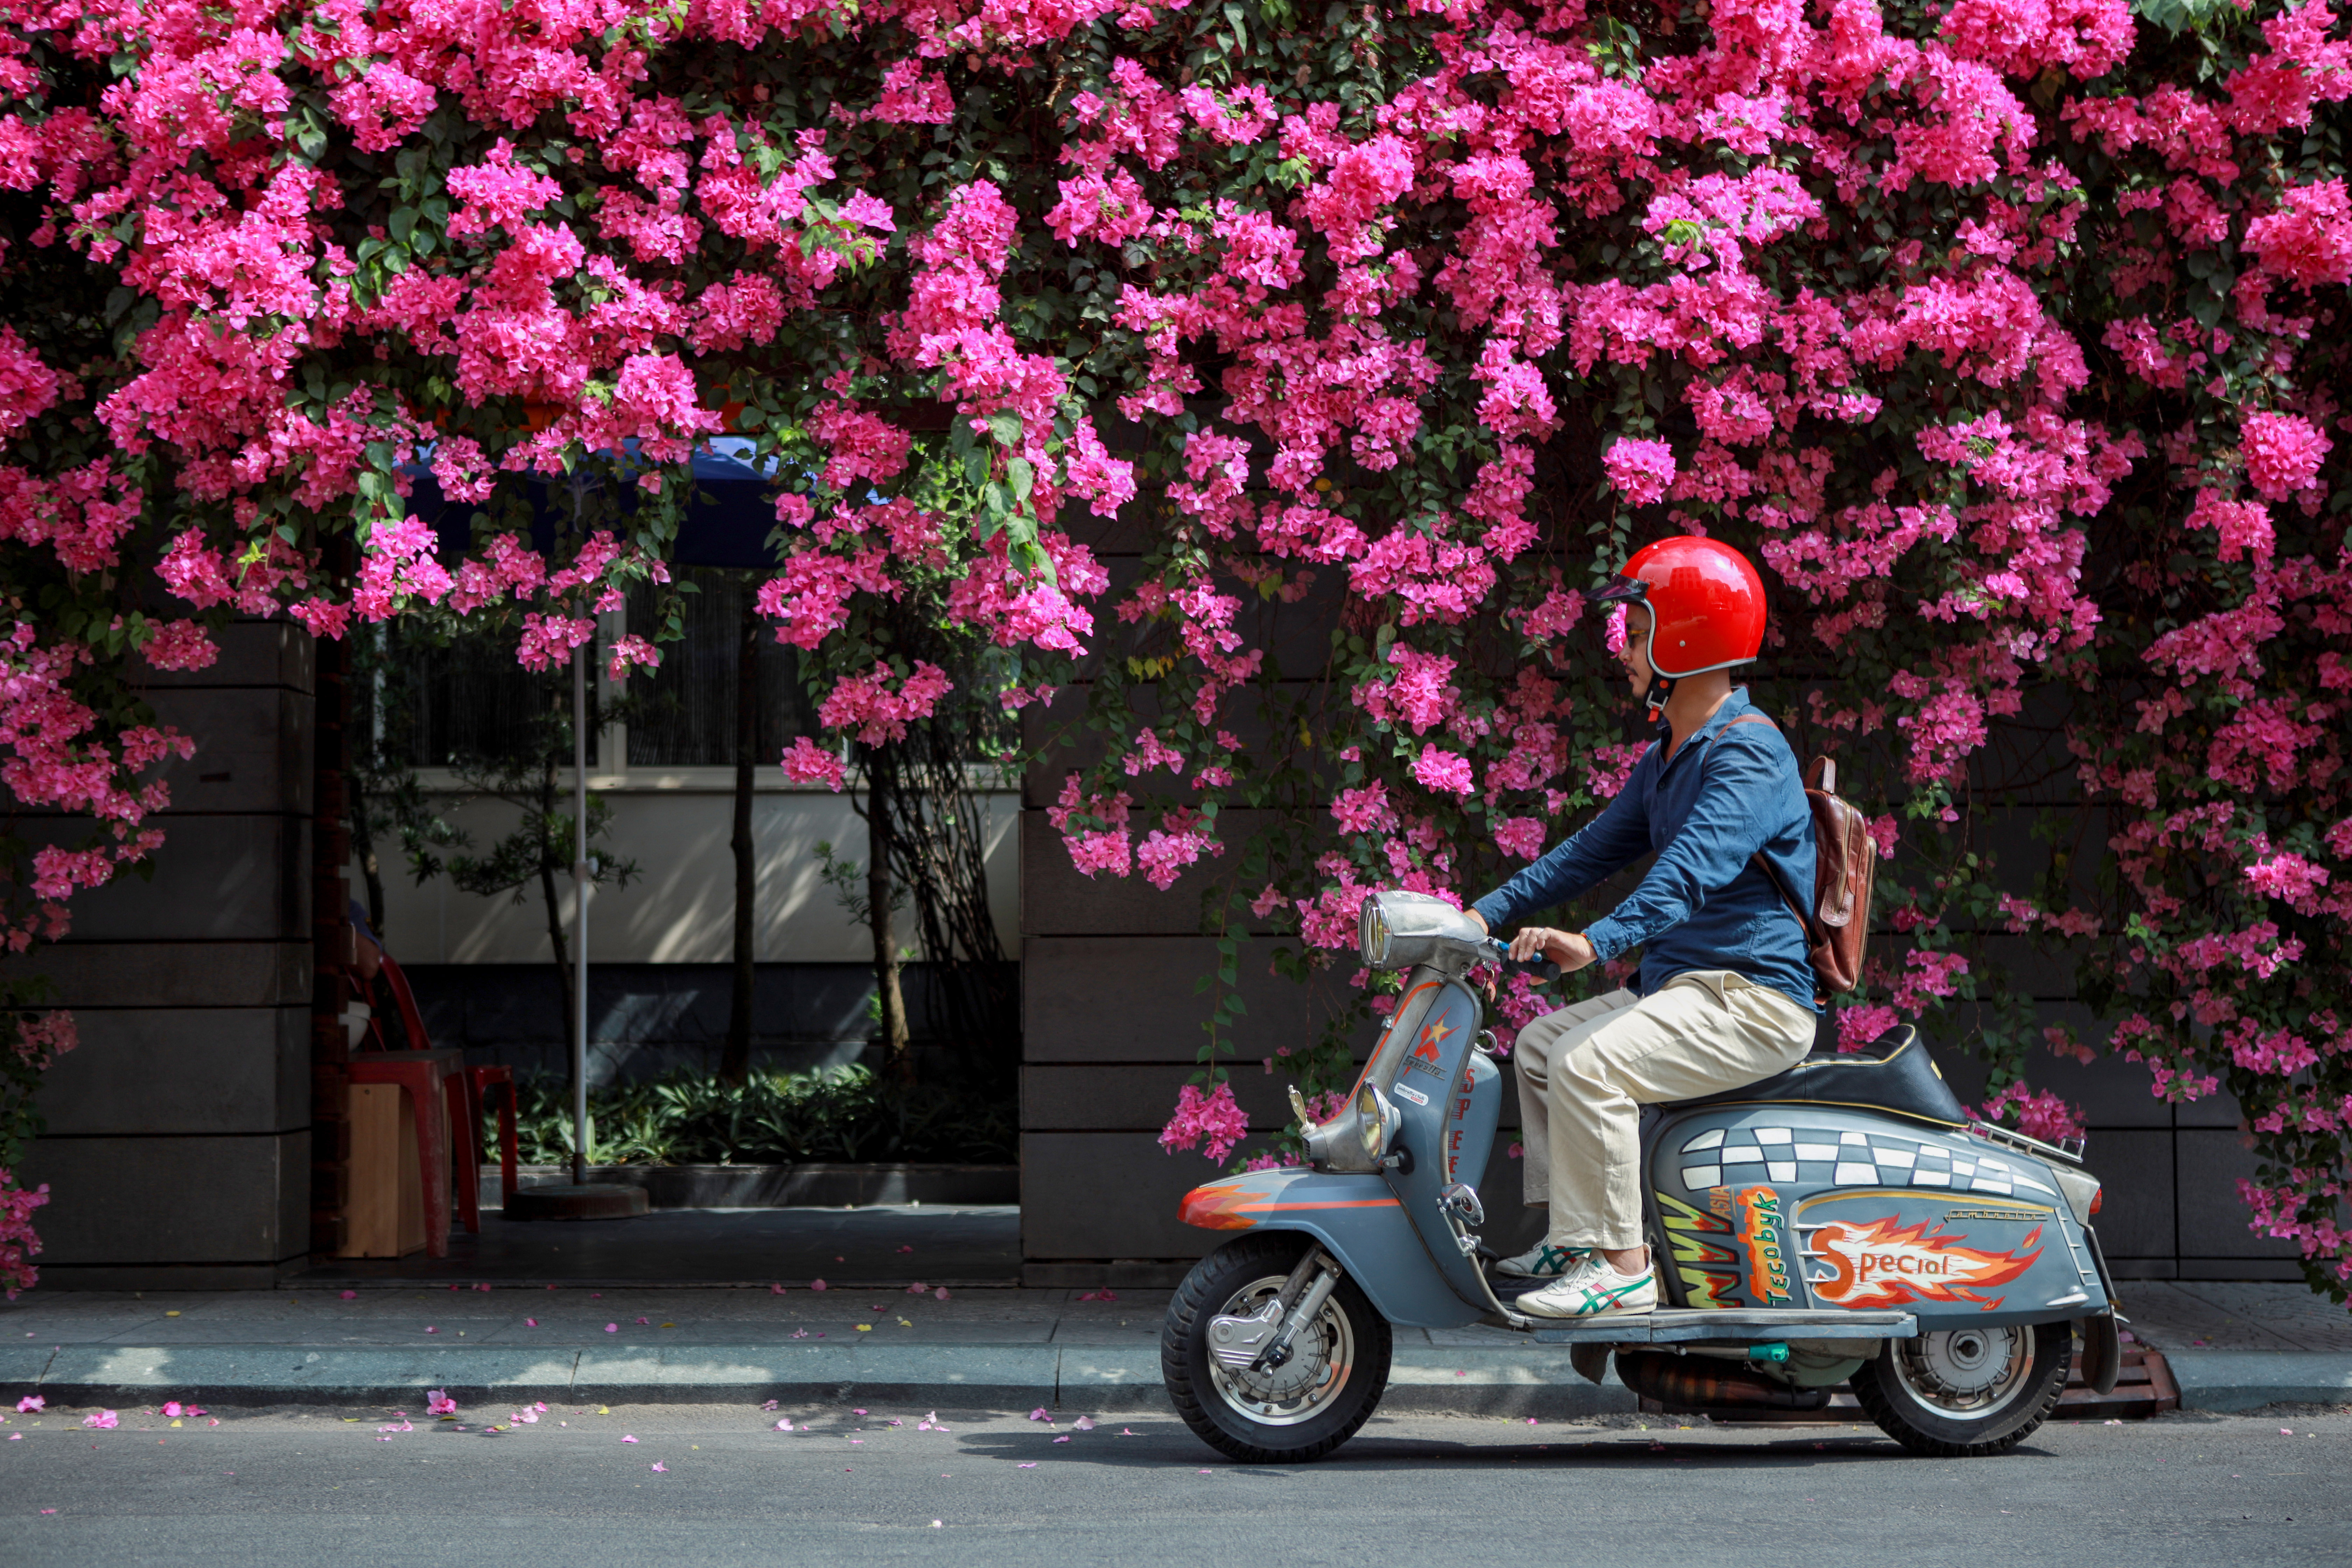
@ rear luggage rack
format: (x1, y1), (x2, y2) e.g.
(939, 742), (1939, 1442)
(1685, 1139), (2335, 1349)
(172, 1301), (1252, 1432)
(1969, 1119), (2087, 1165)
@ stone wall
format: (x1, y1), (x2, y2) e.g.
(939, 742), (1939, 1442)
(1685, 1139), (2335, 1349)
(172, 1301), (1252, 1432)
(1016, 662), (2300, 1286)
(14, 624), (316, 1289)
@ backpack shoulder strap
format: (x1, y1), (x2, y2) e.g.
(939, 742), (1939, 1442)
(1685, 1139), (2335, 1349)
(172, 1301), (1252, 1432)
(1699, 714), (1824, 948)
(1698, 710), (1779, 766)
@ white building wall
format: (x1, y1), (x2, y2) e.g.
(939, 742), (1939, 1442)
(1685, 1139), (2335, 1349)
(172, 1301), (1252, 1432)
(365, 771), (1022, 966)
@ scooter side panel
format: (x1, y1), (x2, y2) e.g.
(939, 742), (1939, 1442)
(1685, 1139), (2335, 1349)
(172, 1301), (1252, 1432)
(1178, 1169), (1486, 1329)
(1648, 1106), (2106, 1331)
(1445, 1050), (1500, 1186)
(1382, 980), (1506, 1316)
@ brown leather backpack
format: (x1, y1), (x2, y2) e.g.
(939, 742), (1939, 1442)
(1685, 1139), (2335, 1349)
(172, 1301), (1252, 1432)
(1714, 716), (1877, 999)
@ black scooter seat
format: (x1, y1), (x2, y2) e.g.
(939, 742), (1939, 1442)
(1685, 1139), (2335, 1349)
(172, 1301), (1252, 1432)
(1661, 1025), (1968, 1128)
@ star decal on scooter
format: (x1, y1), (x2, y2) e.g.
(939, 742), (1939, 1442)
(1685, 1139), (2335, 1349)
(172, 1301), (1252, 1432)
(1413, 1017), (1455, 1060)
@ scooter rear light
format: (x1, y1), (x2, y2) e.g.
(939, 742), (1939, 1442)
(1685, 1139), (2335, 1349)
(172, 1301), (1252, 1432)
(2089, 1188), (2102, 1217)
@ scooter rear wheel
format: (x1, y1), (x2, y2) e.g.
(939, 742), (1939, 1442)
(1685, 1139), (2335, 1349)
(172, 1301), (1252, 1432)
(1850, 1320), (2072, 1457)
(1162, 1233), (1392, 1463)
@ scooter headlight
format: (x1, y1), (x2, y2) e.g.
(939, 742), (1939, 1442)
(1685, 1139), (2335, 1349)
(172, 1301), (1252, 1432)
(1356, 1081), (1396, 1162)
(1358, 900), (1391, 968)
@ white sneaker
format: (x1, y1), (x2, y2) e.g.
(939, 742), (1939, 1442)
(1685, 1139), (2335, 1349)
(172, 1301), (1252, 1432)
(1491, 1242), (1589, 1280)
(1516, 1256), (1658, 1319)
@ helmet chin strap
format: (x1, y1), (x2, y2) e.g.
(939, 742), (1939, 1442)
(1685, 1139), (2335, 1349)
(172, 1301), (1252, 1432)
(1646, 673), (1675, 719)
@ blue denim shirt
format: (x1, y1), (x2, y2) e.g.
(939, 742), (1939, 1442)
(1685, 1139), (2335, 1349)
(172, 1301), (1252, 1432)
(1470, 688), (1818, 1011)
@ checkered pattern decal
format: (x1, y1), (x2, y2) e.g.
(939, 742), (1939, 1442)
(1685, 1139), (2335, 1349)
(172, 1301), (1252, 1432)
(1674, 1125), (2059, 1200)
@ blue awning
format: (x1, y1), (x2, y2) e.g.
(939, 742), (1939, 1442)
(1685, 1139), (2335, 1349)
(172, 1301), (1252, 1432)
(401, 440), (788, 569)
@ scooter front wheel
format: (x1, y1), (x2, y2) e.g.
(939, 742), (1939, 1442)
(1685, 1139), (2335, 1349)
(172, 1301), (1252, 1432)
(1161, 1233), (1392, 1463)
(1850, 1320), (2072, 1457)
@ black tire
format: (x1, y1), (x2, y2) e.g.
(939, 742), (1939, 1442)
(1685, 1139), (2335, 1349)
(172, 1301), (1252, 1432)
(1161, 1233), (1392, 1463)
(1850, 1320), (2072, 1457)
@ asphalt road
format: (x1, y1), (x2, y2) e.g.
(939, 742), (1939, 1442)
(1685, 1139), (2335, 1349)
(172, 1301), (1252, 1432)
(3, 1400), (2345, 1566)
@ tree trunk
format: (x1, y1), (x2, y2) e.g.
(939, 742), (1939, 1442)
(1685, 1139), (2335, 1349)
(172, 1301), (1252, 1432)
(720, 586), (759, 1086)
(537, 750), (578, 1087)
(867, 758), (911, 1086)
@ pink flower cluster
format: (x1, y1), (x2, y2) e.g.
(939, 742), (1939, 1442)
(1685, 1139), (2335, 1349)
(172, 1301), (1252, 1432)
(3, 0), (2350, 1288)
(1979, 1083), (2087, 1147)
(1158, 1081), (1251, 1163)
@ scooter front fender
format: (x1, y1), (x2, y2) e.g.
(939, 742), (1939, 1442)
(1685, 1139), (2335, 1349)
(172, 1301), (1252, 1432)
(1179, 1168), (1486, 1330)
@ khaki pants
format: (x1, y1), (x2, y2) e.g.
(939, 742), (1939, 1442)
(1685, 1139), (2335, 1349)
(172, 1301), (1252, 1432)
(1512, 972), (1816, 1250)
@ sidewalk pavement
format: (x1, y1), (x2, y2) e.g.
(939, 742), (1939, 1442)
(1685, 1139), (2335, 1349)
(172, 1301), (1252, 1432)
(3, 1273), (2345, 1418)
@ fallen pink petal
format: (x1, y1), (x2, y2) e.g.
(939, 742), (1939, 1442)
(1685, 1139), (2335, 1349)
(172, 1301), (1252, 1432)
(83, 1410), (117, 1429)
(339, 1290), (356, 1300)
(1017, 1462), (1037, 1469)
(16, 1395), (43, 1413)
(650, 1461), (667, 1472)
(622, 1435), (639, 1443)
(810, 1280), (827, 1292)
(1073, 1416), (1096, 1431)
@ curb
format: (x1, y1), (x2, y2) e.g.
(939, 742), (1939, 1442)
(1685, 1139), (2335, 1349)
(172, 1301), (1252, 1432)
(4, 1343), (1634, 1419)
(2165, 1351), (2352, 1412)
(19, 1343), (2346, 1418)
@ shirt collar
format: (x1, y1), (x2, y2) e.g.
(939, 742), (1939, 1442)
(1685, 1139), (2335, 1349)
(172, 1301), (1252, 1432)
(1656, 686), (1753, 760)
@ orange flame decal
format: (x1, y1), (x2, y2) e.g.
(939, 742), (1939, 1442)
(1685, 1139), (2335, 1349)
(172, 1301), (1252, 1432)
(1807, 1216), (2044, 1310)
(1179, 1183), (1262, 1231)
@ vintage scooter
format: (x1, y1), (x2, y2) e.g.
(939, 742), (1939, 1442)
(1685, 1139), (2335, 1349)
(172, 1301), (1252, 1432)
(1162, 889), (2124, 1462)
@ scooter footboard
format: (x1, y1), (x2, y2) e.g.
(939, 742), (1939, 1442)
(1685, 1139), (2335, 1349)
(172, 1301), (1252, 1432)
(1180, 1169), (1486, 1330)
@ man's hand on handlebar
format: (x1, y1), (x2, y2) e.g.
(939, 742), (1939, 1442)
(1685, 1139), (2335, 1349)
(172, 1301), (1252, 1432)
(1507, 925), (1597, 972)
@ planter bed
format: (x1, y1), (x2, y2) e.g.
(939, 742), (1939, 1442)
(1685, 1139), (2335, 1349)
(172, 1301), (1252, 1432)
(481, 1163), (1017, 1211)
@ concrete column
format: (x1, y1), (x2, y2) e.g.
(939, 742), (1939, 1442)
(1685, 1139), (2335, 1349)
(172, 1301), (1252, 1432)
(10, 622), (317, 1289)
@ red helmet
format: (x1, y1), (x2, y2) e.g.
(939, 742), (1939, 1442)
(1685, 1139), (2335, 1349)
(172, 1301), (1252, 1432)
(1584, 536), (1766, 679)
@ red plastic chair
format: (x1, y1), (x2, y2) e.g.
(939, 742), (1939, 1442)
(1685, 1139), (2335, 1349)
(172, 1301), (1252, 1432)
(361, 951), (521, 1228)
(344, 1050), (465, 1258)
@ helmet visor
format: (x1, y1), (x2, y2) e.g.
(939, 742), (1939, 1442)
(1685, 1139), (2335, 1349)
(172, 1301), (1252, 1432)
(1581, 574), (1648, 607)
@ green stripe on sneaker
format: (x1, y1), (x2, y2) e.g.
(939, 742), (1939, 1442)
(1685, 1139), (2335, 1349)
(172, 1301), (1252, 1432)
(1572, 1279), (1651, 1315)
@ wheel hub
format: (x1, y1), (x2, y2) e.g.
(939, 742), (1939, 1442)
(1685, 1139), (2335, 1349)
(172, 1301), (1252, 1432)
(1205, 1274), (1354, 1424)
(1897, 1325), (2030, 1415)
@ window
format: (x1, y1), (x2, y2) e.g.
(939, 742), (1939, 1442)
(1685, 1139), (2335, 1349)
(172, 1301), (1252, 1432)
(387, 623), (597, 769)
(625, 567), (816, 768)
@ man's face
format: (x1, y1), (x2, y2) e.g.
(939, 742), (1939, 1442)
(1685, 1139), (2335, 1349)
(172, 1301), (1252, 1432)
(1617, 604), (1655, 700)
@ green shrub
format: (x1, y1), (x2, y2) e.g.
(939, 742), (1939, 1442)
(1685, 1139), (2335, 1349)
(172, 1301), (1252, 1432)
(490, 1065), (1014, 1167)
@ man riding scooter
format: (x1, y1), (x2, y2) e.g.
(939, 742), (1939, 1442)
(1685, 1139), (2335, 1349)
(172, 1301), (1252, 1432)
(1465, 536), (1820, 1320)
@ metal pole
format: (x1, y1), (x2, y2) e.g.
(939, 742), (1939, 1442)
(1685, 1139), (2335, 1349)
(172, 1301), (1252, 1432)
(572, 642), (589, 1186)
